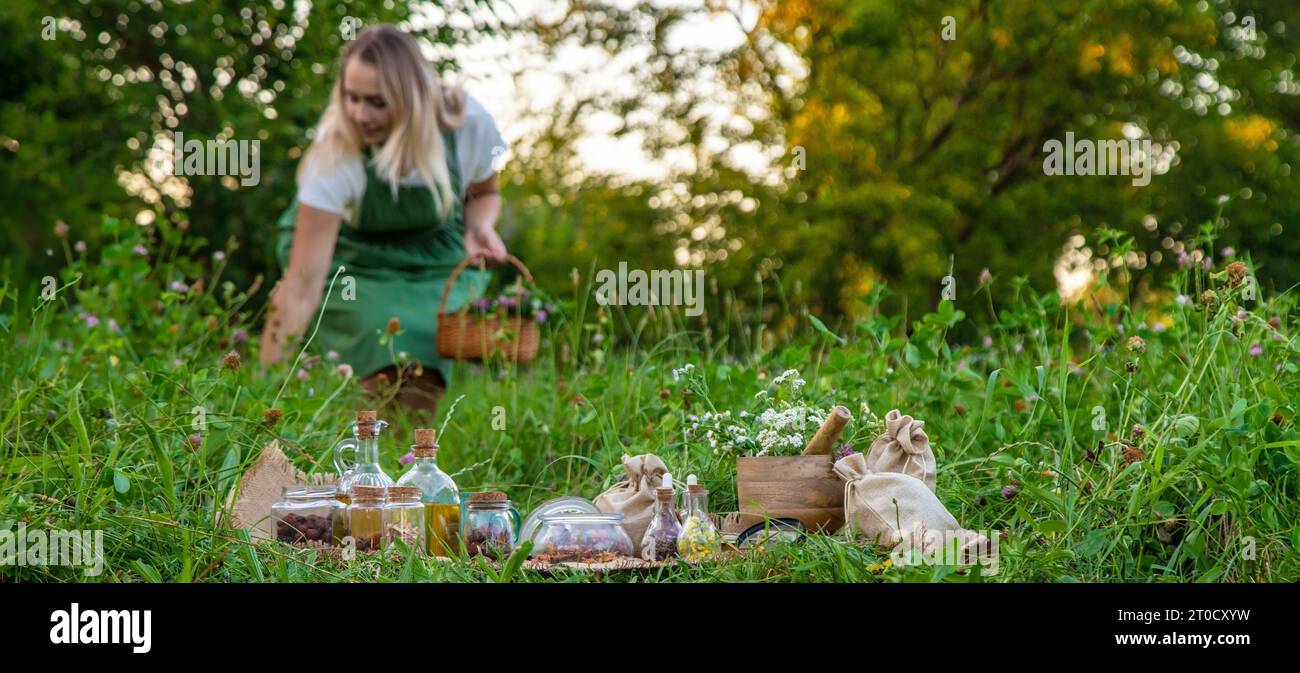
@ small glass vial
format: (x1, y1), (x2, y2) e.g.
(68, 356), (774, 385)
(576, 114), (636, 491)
(395, 428), (460, 557)
(677, 476), (720, 562)
(464, 492), (517, 560)
(348, 485), (388, 553)
(642, 473), (681, 561)
(272, 485), (347, 547)
(384, 486), (425, 552)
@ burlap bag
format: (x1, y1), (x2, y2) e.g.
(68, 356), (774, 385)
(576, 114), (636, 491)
(833, 452), (963, 548)
(594, 454), (668, 556)
(864, 409), (937, 492)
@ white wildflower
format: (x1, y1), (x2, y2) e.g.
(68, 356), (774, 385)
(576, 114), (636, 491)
(771, 369), (806, 391)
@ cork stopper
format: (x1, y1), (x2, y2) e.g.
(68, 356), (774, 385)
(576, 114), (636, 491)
(412, 428), (438, 458)
(351, 485), (387, 503)
(355, 410), (379, 439)
(687, 483), (706, 494)
(656, 473), (674, 499)
(468, 491), (508, 503)
(387, 486), (421, 503)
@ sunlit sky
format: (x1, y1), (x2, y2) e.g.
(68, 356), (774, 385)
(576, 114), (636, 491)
(435, 0), (766, 180)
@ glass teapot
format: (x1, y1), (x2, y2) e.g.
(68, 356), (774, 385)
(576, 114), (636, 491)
(334, 410), (394, 497)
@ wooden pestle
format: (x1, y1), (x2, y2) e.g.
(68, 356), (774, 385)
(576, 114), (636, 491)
(802, 405), (852, 455)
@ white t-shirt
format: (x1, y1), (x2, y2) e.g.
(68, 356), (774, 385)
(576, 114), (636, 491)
(297, 93), (506, 220)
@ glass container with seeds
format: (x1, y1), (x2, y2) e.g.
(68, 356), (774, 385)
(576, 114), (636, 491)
(384, 486), (425, 551)
(641, 473), (681, 561)
(531, 513), (634, 564)
(272, 485), (347, 548)
(348, 485), (388, 553)
(395, 428), (460, 557)
(464, 491), (519, 560)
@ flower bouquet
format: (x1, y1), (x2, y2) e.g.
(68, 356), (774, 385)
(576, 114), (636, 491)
(675, 366), (882, 533)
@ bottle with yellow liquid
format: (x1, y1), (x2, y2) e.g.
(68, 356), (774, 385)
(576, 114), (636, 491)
(395, 428), (460, 557)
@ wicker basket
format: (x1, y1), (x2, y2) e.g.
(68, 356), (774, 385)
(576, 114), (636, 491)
(436, 255), (540, 362)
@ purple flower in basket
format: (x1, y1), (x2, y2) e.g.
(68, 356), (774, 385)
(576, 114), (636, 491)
(534, 309), (548, 324)
(471, 297), (492, 313)
(498, 295), (517, 310)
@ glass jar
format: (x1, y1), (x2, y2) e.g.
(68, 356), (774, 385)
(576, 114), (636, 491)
(394, 428), (459, 557)
(348, 485), (388, 553)
(464, 492), (520, 560)
(384, 486), (425, 551)
(531, 513), (634, 563)
(272, 485), (347, 547)
(678, 483), (720, 562)
(642, 486), (682, 561)
(334, 410), (394, 498)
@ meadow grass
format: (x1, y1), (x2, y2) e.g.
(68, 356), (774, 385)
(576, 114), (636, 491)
(2, 217), (1297, 582)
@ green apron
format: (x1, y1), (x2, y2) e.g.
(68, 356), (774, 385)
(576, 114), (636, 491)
(276, 129), (490, 382)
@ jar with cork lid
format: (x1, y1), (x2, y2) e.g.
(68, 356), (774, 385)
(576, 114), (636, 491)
(384, 486), (424, 551)
(463, 492), (520, 560)
(395, 428), (460, 557)
(641, 473), (681, 561)
(348, 485), (388, 552)
(272, 485), (347, 548)
(334, 410), (394, 500)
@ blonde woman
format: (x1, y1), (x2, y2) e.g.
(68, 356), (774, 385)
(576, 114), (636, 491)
(261, 24), (507, 413)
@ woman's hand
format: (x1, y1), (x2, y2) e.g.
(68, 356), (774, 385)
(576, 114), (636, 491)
(260, 283), (312, 364)
(465, 223), (507, 265)
(463, 173), (506, 264)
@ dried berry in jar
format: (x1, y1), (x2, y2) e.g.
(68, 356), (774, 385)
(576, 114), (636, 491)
(466, 526), (511, 559)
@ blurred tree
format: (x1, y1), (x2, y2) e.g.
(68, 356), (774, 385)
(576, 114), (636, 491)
(736, 0), (1300, 315)
(504, 0), (1300, 326)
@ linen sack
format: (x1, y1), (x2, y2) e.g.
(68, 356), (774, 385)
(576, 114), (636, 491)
(833, 452), (964, 548)
(864, 409), (938, 492)
(594, 454), (669, 556)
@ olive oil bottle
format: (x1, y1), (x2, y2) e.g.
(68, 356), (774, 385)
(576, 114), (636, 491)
(395, 428), (460, 557)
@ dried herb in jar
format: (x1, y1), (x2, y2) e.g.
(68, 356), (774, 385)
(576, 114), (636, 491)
(641, 475), (681, 562)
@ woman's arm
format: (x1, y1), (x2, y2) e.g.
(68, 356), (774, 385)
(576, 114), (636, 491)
(463, 172), (507, 264)
(260, 203), (343, 364)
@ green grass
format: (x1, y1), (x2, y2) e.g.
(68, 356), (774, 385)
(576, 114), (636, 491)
(2, 216), (1298, 582)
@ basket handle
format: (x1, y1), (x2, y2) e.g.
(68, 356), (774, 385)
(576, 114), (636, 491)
(438, 254), (534, 315)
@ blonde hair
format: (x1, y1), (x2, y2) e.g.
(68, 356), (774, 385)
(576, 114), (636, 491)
(300, 25), (466, 216)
